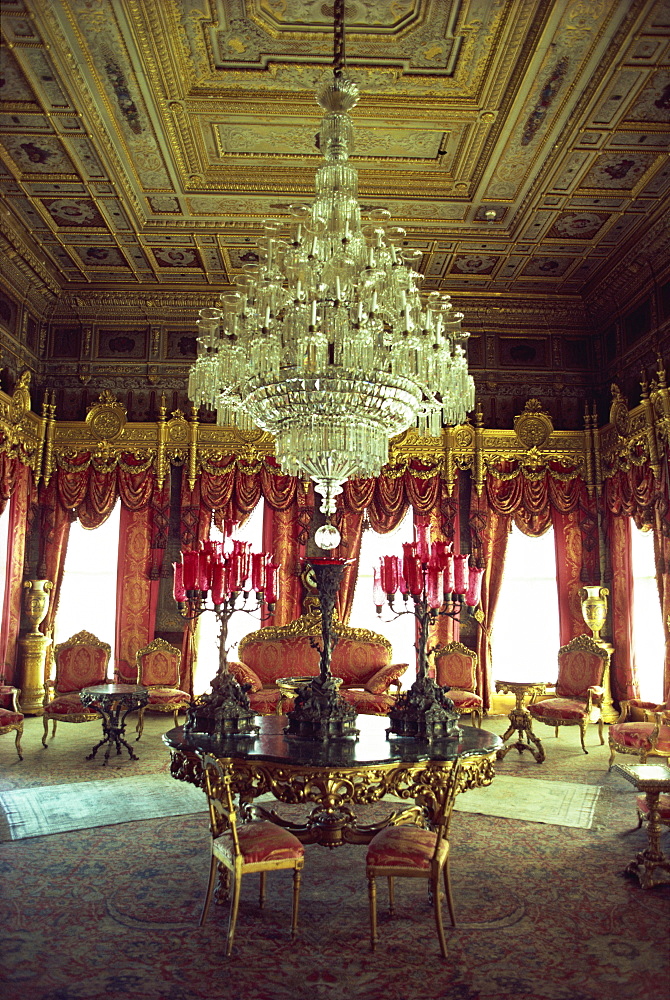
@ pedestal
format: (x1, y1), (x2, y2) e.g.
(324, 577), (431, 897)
(594, 641), (617, 725)
(17, 632), (51, 714)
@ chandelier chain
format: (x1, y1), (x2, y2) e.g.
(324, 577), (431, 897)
(333, 0), (346, 77)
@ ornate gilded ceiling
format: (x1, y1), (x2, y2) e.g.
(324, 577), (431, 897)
(0, 0), (668, 316)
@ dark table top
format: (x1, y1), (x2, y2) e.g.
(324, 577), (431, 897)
(82, 684), (148, 700)
(163, 713), (502, 769)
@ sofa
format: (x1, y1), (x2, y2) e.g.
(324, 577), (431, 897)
(227, 609), (409, 716)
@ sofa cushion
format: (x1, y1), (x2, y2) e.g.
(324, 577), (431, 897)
(228, 661), (262, 693)
(249, 688), (282, 714)
(364, 663), (408, 694)
(341, 688), (397, 715)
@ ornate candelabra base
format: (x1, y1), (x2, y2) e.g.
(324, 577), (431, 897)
(184, 672), (259, 741)
(285, 675), (359, 742)
(387, 676), (460, 741)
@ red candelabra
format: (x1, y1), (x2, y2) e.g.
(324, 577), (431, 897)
(375, 522), (484, 740)
(173, 521), (279, 739)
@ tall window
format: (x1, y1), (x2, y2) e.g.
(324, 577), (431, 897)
(491, 523), (560, 682)
(0, 500), (10, 628)
(349, 510), (415, 678)
(53, 504), (121, 670)
(192, 502), (265, 696)
(631, 524), (665, 703)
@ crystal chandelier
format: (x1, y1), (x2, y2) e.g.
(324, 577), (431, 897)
(188, 1), (475, 549)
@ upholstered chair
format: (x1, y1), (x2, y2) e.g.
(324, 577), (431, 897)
(135, 637), (190, 739)
(432, 642), (483, 727)
(42, 630), (111, 747)
(528, 634), (610, 754)
(366, 759), (462, 959)
(200, 754), (305, 957)
(0, 685), (24, 760)
(608, 698), (670, 768)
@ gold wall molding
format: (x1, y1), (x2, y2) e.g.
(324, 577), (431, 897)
(1, 365), (667, 495)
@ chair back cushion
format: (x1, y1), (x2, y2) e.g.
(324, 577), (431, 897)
(136, 638), (181, 687)
(556, 635), (607, 698)
(54, 631), (110, 692)
(434, 643), (477, 691)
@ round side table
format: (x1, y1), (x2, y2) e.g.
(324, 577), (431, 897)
(81, 683), (148, 764)
(495, 679), (547, 763)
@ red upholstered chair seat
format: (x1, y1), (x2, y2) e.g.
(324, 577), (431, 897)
(43, 694), (98, 717)
(213, 820), (305, 867)
(447, 690), (483, 712)
(366, 825), (445, 870)
(0, 706), (23, 726)
(530, 697), (592, 723)
(609, 722), (670, 753)
(146, 687), (191, 705)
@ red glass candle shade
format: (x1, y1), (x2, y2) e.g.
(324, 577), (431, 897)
(466, 565), (484, 608)
(172, 562), (186, 602)
(453, 554), (468, 594)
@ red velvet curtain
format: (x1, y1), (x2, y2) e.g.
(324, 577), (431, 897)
(653, 524), (670, 700)
(115, 506), (158, 683)
(606, 511), (636, 704)
(471, 489), (510, 710)
(0, 461), (33, 684)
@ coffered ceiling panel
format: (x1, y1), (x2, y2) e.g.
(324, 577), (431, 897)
(0, 0), (668, 310)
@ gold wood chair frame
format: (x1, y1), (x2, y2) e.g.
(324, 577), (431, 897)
(0, 685), (24, 760)
(135, 637), (187, 739)
(43, 631), (111, 746)
(366, 759), (463, 959)
(200, 754), (305, 957)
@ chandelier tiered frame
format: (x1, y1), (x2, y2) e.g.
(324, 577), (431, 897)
(189, 21), (475, 547)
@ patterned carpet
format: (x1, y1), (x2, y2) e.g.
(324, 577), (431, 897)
(1, 713), (668, 1000)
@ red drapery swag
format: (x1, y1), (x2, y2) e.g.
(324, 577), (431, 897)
(0, 459), (34, 684)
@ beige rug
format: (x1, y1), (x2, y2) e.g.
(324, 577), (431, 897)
(0, 772), (600, 841)
(0, 774), (206, 841)
(453, 774), (600, 829)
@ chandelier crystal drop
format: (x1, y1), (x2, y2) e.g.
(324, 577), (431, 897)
(188, 12), (475, 549)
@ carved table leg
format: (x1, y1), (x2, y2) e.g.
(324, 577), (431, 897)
(624, 789), (670, 889)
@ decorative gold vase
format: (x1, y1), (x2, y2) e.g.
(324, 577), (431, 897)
(19, 579), (53, 714)
(23, 579), (53, 633)
(579, 585), (609, 641)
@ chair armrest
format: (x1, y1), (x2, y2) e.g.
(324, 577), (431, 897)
(585, 686), (604, 711)
(0, 685), (21, 712)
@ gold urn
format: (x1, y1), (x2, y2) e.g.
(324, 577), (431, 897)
(579, 585), (609, 642)
(18, 579), (53, 714)
(23, 578), (53, 633)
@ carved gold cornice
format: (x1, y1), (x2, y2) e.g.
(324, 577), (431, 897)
(2, 371), (667, 499)
(0, 372), (46, 477)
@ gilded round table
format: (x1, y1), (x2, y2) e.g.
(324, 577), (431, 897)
(163, 713), (502, 848)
